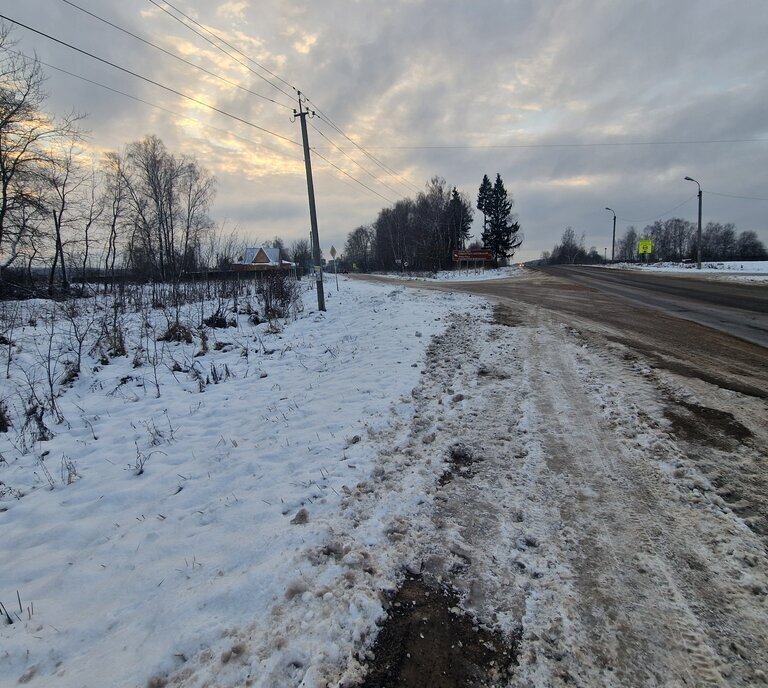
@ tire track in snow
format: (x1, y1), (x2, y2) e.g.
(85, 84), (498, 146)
(518, 308), (767, 687)
(385, 302), (767, 687)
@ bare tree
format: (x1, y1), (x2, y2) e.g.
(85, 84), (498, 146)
(41, 138), (88, 293)
(100, 151), (129, 291)
(344, 225), (375, 271)
(289, 238), (311, 274)
(0, 23), (80, 281)
(76, 165), (105, 291)
(124, 135), (215, 281)
(176, 156), (215, 279)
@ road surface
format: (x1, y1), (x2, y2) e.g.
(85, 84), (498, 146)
(536, 265), (768, 348)
(355, 269), (768, 687)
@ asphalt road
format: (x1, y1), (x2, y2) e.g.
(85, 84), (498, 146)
(359, 269), (767, 399)
(535, 265), (768, 348)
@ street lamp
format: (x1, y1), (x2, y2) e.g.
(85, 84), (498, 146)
(604, 207), (616, 262)
(684, 176), (702, 269)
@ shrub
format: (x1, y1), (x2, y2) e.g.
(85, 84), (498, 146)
(158, 322), (193, 344)
(258, 271), (302, 320)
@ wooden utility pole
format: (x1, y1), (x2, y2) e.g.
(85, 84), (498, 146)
(294, 91), (325, 311)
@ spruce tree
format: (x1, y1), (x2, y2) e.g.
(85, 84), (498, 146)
(477, 174), (492, 234)
(448, 187), (473, 250)
(482, 173), (522, 265)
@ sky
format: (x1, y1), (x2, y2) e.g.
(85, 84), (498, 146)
(3, 0), (768, 262)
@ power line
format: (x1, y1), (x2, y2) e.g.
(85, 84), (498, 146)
(0, 13), (301, 147)
(60, 0), (295, 111)
(311, 109), (422, 195)
(310, 148), (396, 205)
(618, 195), (696, 224)
(8, 47), (302, 163)
(704, 190), (768, 202)
(325, 137), (768, 150)
(148, 0), (421, 195)
(7, 46), (396, 205)
(147, 0), (295, 101)
(309, 120), (407, 201)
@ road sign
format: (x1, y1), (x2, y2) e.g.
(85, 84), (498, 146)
(638, 239), (653, 255)
(452, 249), (493, 262)
(330, 245), (337, 258)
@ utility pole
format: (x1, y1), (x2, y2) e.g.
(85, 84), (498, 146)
(684, 176), (703, 269)
(294, 91), (325, 311)
(605, 207), (616, 262)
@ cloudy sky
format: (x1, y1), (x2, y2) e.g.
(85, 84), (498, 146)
(4, 0), (768, 261)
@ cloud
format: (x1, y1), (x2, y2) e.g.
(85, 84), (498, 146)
(6, 0), (768, 260)
(217, 1), (249, 21)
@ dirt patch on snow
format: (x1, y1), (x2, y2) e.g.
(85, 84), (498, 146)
(493, 304), (525, 327)
(359, 574), (516, 688)
(665, 399), (753, 448)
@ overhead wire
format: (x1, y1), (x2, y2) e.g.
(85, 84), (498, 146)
(310, 149), (397, 204)
(147, 0), (420, 196)
(310, 108), (422, 195)
(60, 0), (295, 111)
(0, 13), (301, 148)
(49, 4), (392, 198)
(308, 120), (407, 200)
(4, 46), (388, 199)
(147, 0), (296, 101)
(617, 195), (696, 224)
(704, 190), (768, 202)
(3, 18), (396, 203)
(332, 138), (768, 150)
(6, 47), (303, 163)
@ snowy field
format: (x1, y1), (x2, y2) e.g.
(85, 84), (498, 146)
(0, 277), (478, 687)
(605, 260), (768, 281)
(371, 265), (526, 282)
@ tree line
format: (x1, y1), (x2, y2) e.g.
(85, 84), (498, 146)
(344, 173), (522, 272)
(613, 219), (766, 262)
(543, 219), (767, 265)
(0, 24), (245, 295)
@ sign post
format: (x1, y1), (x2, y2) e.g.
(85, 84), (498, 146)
(452, 249), (494, 275)
(330, 245), (338, 291)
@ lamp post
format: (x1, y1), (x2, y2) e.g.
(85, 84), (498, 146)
(605, 207), (616, 262)
(684, 176), (702, 269)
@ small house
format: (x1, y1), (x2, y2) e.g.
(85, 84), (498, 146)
(232, 247), (295, 273)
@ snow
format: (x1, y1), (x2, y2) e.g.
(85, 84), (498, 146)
(3, 272), (767, 686)
(371, 265), (527, 282)
(0, 278), (478, 687)
(604, 260), (768, 281)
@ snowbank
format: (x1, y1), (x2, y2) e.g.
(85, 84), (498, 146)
(371, 265), (526, 282)
(605, 260), (768, 280)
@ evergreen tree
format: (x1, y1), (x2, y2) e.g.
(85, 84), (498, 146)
(482, 173), (522, 264)
(476, 174), (492, 233)
(447, 187), (473, 250)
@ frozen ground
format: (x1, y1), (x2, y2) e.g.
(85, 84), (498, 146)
(2, 274), (767, 687)
(605, 260), (768, 281)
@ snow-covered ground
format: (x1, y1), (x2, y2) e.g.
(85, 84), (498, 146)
(605, 260), (768, 281)
(3, 273), (767, 687)
(371, 265), (526, 282)
(0, 278), (479, 687)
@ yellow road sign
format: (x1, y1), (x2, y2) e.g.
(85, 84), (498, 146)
(638, 239), (653, 255)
